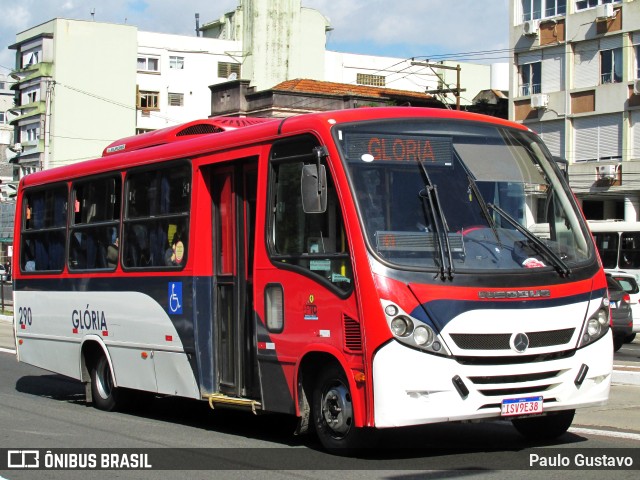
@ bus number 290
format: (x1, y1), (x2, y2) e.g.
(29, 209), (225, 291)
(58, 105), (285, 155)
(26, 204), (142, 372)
(18, 306), (33, 327)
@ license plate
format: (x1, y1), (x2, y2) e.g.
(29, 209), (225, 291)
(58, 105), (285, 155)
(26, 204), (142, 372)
(501, 396), (543, 417)
(610, 301), (618, 309)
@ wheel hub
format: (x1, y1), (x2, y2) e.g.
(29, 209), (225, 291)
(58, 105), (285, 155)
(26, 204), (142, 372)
(321, 383), (353, 436)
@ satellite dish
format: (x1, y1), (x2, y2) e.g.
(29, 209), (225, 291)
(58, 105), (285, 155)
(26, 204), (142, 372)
(228, 72), (237, 81)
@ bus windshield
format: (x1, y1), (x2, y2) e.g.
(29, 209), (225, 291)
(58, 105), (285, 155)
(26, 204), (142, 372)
(335, 119), (592, 273)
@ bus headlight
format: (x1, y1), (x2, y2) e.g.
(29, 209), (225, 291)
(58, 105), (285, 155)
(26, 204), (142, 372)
(413, 326), (434, 347)
(390, 316), (413, 337)
(578, 303), (610, 348)
(381, 300), (451, 356)
(586, 318), (601, 337)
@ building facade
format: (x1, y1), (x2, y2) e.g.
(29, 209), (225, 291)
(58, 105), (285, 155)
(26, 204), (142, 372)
(510, 0), (640, 220)
(135, 31), (242, 133)
(9, 19), (138, 175)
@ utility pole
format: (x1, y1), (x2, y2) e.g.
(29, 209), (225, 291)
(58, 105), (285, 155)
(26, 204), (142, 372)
(42, 78), (54, 171)
(411, 61), (464, 110)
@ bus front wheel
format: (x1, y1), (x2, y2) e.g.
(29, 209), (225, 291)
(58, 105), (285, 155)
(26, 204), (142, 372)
(312, 365), (366, 453)
(512, 409), (575, 441)
(90, 355), (121, 411)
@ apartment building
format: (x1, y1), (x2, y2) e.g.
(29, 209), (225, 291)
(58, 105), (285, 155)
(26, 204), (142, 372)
(510, 0), (640, 220)
(8, 19), (137, 176)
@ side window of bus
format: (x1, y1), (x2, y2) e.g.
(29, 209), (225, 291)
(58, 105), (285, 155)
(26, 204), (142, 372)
(21, 186), (68, 272)
(123, 163), (191, 269)
(593, 232), (619, 269)
(620, 232), (640, 269)
(269, 137), (353, 293)
(69, 176), (122, 271)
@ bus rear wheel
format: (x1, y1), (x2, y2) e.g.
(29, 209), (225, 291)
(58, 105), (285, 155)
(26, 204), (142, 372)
(512, 409), (575, 441)
(312, 365), (366, 453)
(90, 355), (121, 412)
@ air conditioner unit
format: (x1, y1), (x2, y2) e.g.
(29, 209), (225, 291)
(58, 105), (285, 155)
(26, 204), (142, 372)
(531, 93), (549, 109)
(596, 3), (615, 19)
(633, 79), (640, 95)
(597, 164), (617, 179)
(523, 20), (540, 36)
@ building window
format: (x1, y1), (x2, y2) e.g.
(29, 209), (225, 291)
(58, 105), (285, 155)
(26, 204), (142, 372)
(574, 113), (621, 162)
(137, 55), (160, 73)
(218, 62), (241, 79)
(520, 62), (542, 96)
(356, 73), (386, 87)
(22, 125), (39, 143)
(22, 50), (40, 68)
(169, 56), (184, 70)
(635, 44), (640, 79)
(168, 92), (184, 107)
(600, 47), (622, 84)
(522, 0), (566, 21)
(138, 90), (160, 110)
(576, 0), (620, 10)
(0, 112), (5, 124)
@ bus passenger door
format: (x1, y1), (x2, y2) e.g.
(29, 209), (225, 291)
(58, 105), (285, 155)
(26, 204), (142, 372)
(210, 162), (259, 399)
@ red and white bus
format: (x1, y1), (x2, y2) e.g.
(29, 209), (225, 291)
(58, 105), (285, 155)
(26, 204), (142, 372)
(13, 107), (612, 451)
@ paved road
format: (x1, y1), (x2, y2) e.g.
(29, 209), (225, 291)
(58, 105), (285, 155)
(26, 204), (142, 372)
(1, 315), (639, 479)
(0, 351), (638, 480)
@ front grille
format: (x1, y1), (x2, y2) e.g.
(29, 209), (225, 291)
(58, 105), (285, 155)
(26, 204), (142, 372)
(478, 385), (554, 397)
(468, 370), (562, 385)
(450, 333), (510, 350)
(528, 328), (574, 347)
(456, 349), (576, 366)
(450, 328), (575, 350)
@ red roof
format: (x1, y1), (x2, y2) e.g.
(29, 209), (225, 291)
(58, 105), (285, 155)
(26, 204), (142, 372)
(272, 79), (436, 102)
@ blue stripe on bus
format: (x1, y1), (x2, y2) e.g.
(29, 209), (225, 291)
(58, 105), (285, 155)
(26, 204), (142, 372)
(410, 288), (607, 331)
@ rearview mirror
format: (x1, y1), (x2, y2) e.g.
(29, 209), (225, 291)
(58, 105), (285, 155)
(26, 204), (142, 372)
(301, 164), (327, 214)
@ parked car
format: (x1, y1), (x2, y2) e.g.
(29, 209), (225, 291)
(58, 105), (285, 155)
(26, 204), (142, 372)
(606, 274), (634, 352)
(609, 271), (640, 343)
(0, 265), (6, 282)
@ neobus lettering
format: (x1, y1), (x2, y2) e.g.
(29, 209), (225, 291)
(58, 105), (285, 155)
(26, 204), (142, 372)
(72, 306), (108, 331)
(368, 137), (436, 162)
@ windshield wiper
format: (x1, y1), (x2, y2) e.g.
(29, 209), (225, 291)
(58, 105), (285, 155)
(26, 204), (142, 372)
(417, 159), (454, 280)
(487, 203), (571, 277)
(466, 174), (501, 246)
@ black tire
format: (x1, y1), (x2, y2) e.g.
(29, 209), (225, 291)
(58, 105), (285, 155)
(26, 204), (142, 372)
(625, 333), (636, 343)
(613, 337), (624, 352)
(312, 365), (367, 453)
(512, 409), (575, 441)
(90, 354), (121, 411)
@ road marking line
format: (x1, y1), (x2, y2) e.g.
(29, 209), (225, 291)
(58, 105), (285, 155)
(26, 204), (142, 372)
(0, 347), (16, 354)
(570, 427), (640, 441)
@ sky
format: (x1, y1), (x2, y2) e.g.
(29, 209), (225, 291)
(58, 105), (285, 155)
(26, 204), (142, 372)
(0, 0), (510, 78)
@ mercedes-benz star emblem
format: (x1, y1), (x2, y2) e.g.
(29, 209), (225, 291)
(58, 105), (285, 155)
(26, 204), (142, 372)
(510, 333), (530, 353)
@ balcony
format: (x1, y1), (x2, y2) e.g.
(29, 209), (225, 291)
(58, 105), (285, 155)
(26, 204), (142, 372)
(519, 83), (541, 97)
(8, 101), (45, 125)
(9, 62), (53, 89)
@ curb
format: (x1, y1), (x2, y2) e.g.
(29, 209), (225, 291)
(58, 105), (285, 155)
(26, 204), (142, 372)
(0, 314), (12, 323)
(612, 364), (640, 386)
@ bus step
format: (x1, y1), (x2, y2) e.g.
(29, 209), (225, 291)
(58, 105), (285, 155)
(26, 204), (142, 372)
(207, 393), (262, 414)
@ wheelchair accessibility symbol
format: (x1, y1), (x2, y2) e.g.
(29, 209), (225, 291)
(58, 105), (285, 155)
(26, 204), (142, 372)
(168, 282), (183, 315)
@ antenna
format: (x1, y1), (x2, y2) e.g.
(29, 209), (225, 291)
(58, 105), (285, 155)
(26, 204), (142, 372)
(90, 8), (95, 21)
